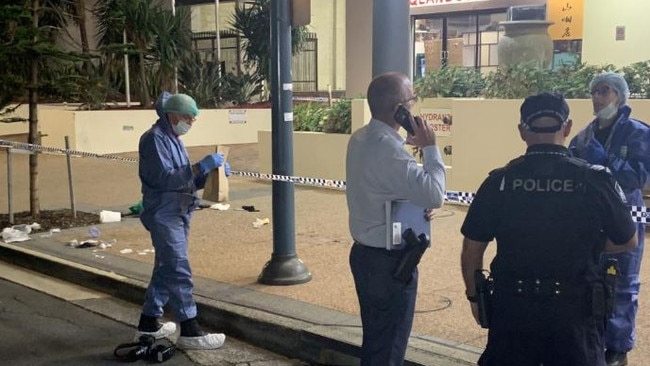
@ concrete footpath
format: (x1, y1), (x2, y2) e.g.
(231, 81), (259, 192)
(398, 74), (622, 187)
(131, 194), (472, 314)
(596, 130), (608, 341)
(0, 232), (478, 366)
(0, 143), (647, 365)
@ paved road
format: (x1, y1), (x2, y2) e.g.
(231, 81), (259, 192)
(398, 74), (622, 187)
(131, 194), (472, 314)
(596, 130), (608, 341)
(0, 261), (309, 366)
(0, 272), (194, 365)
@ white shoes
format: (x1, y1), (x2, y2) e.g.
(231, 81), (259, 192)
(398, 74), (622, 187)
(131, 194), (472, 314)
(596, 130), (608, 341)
(176, 333), (226, 350)
(133, 321), (177, 341)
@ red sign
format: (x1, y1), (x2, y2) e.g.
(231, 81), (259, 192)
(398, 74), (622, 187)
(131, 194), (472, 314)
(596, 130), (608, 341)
(419, 109), (452, 137)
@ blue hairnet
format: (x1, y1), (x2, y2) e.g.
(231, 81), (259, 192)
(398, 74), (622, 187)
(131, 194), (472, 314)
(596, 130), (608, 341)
(163, 93), (200, 117)
(590, 72), (630, 106)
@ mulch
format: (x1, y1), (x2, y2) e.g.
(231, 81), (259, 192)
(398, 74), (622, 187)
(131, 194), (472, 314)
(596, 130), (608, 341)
(0, 209), (100, 232)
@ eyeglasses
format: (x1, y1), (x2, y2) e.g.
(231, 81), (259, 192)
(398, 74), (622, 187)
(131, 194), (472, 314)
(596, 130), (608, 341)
(590, 87), (612, 97)
(400, 95), (418, 106)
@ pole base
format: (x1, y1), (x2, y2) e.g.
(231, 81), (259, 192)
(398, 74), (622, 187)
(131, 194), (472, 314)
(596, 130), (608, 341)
(258, 255), (312, 285)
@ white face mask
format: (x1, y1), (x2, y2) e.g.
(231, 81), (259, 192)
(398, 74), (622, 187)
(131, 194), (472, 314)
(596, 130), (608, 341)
(595, 103), (618, 120)
(172, 120), (192, 136)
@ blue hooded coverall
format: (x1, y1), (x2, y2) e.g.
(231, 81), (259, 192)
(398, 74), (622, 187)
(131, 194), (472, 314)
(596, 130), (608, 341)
(138, 93), (207, 322)
(569, 105), (650, 352)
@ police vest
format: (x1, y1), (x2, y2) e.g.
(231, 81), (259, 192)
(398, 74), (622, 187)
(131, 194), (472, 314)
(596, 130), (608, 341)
(487, 153), (609, 282)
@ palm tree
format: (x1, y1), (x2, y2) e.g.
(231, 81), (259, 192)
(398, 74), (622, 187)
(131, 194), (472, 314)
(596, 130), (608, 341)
(95, 0), (154, 106)
(95, 0), (193, 106)
(230, 0), (308, 97)
(149, 5), (192, 94)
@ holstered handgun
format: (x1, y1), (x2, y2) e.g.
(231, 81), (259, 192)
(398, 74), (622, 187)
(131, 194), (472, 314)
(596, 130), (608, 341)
(393, 228), (429, 283)
(604, 258), (619, 317)
(474, 270), (492, 329)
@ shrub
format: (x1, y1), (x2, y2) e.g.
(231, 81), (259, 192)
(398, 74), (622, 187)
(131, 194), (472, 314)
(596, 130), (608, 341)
(482, 62), (555, 99)
(221, 72), (264, 106)
(322, 98), (352, 134)
(177, 53), (224, 108)
(414, 66), (484, 98)
(293, 102), (327, 132)
(552, 63), (616, 99)
(620, 60), (650, 99)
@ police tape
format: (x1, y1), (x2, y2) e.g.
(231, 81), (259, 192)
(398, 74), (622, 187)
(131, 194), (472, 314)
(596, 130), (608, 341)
(231, 171), (477, 204)
(0, 139), (139, 163)
(1, 139), (648, 223)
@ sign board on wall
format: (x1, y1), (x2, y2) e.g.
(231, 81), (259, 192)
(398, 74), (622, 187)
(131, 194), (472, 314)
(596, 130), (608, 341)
(419, 108), (452, 136)
(548, 0), (584, 40)
(229, 109), (247, 124)
(410, 0), (488, 6)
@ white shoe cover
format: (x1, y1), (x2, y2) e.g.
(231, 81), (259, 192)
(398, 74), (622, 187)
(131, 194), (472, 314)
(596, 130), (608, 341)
(133, 321), (176, 341)
(177, 333), (226, 350)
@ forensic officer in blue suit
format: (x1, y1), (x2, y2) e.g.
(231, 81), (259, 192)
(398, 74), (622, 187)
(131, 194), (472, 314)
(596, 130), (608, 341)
(134, 92), (230, 350)
(569, 72), (650, 366)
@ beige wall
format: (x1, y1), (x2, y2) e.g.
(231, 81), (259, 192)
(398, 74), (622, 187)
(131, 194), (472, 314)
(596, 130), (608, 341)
(258, 130), (350, 181)
(0, 106), (271, 154)
(73, 109), (270, 154)
(8, 99), (650, 195)
(40, 110), (77, 150)
(259, 97), (650, 196)
(582, 2), (650, 67)
(192, 2), (236, 32)
(310, 0), (346, 91)
(0, 104), (30, 136)
(449, 98), (650, 194)
(345, 0), (373, 98)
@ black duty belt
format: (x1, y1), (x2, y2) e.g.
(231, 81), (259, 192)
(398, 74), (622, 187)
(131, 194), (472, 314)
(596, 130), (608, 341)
(493, 277), (587, 298)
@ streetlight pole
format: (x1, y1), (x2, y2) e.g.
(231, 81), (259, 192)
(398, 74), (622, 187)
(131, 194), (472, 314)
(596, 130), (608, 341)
(258, 0), (311, 286)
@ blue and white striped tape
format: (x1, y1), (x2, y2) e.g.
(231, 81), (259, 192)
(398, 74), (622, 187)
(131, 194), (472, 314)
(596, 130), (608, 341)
(0, 139), (647, 223)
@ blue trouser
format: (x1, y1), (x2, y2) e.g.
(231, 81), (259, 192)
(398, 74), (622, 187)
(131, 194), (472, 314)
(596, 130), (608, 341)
(141, 214), (197, 322)
(349, 243), (418, 366)
(604, 222), (645, 352)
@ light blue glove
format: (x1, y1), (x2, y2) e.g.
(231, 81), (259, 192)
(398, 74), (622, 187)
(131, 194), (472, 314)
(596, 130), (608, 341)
(584, 142), (608, 165)
(224, 162), (231, 177)
(197, 153), (224, 175)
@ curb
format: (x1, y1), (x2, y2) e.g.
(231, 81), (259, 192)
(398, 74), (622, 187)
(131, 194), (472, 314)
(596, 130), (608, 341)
(0, 241), (479, 366)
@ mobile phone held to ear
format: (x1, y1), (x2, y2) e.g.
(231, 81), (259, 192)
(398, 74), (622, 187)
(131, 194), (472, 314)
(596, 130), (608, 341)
(394, 104), (415, 135)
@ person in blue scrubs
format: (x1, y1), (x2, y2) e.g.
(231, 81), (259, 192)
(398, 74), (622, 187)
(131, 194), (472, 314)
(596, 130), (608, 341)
(134, 92), (230, 350)
(569, 72), (650, 366)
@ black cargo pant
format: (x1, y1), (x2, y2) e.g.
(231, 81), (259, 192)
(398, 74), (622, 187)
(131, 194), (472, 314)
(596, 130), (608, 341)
(479, 282), (606, 366)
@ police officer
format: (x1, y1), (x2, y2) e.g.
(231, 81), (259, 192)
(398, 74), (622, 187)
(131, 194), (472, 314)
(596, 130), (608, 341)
(460, 92), (638, 366)
(569, 72), (650, 366)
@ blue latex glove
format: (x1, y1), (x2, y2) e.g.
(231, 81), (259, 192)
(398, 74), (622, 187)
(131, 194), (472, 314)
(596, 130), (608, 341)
(224, 162), (231, 177)
(197, 153), (224, 175)
(583, 142), (608, 165)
